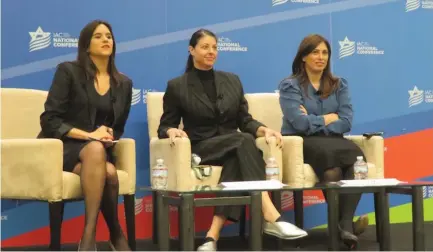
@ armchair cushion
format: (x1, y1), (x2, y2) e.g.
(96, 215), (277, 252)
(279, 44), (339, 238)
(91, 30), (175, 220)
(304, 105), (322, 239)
(62, 170), (131, 200)
(61, 138), (136, 200)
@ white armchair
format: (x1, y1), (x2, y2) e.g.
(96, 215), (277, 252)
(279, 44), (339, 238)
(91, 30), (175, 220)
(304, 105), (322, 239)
(146, 92), (283, 190)
(0, 88), (137, 250)
(244, 92), (385, 229)
(146, 92), (284, 242)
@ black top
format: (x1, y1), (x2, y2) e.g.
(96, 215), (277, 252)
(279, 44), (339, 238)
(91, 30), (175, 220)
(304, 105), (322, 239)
(193, 66), (217, 103)
(38, 61), (133, 140)
(90, 84), (114, 129)
(157, 69), (265, 142)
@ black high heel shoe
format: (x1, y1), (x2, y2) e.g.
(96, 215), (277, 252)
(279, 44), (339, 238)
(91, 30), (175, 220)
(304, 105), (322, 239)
(339, 227), (359, 250)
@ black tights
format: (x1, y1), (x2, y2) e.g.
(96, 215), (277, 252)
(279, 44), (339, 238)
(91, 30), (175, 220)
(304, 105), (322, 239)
(322, 166), (362, 232)
(74, 141), (129, 251)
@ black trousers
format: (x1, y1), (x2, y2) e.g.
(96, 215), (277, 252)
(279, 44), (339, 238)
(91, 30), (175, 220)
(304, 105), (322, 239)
(191, 132), (266, 222)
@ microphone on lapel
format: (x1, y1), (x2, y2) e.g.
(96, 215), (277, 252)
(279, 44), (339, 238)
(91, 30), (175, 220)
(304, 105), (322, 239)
(217, 94), (224, 100)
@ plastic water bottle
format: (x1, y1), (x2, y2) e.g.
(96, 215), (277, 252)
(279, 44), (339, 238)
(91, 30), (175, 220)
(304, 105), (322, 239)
(354, 156), (368, 180)
(152, 158), (168, 189)
(265, 157), (279, 181)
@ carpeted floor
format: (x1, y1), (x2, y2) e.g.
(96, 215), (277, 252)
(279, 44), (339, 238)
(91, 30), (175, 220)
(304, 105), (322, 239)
(2, 222), (432, 251)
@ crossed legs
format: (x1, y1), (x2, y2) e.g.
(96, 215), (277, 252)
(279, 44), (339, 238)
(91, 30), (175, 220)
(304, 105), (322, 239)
(72, 141), (130, 251)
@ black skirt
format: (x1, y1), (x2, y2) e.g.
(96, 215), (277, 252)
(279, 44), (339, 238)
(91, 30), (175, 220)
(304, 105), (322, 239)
(62, 138), (115, 172)
(301, 135), (365, 180)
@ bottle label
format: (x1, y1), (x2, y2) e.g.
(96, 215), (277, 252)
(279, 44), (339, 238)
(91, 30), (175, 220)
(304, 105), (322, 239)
(266, 167), (279, 175)
(152, 168), (168, 178)
(266, 167), (279, 180)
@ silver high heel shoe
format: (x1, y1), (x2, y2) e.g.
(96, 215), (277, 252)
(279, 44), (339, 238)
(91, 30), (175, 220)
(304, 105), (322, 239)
(263, 221), (308, 240)
(197, 239), (217, 251)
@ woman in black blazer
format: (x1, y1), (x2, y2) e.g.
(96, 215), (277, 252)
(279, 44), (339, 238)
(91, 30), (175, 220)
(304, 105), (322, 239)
(38, 20), (132, 251)
(158, 29), (307, 251)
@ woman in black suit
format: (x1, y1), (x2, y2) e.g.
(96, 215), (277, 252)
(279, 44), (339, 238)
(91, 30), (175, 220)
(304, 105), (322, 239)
(158, 29), (307, 251)
(38, 20), (132, 251)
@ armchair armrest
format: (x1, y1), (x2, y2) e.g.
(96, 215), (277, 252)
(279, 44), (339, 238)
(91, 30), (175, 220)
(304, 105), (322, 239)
(149, 137), (192, 190)
(256, 136), (283, 181)
(1, 139), (63, 202)
(345, 135), (384, 178)
(281, 136), (305, 185)
(113, 138), (136, 195)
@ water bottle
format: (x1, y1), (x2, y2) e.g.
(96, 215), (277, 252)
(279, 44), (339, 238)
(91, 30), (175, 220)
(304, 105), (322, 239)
(152, 158), (168, 189)
(265, 157), (279, 181)
(354, 156), (368, 180)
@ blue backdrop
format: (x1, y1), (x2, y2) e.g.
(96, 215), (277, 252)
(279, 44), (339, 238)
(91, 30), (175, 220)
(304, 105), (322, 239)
(2, 0), (433, 246)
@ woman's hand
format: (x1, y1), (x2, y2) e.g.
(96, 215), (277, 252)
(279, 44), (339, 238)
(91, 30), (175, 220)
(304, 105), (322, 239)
(300, 105), (308, 115)
(256, 126), (283, 149)
(166, 128), (188, 146)
(88, 126), (114, 147)
(323, 113), (339, 126)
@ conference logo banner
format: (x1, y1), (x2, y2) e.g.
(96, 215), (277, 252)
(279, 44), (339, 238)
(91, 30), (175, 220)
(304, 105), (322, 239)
(338, 36), (385, 59)
(405, 0), (433, 12)
(217, 37), (248, 52)
(29, 26), (78, 52)
(132, 88), (158, 106)
(272, 0), (320, 6)
(408, 86), (433, 107)
(423, 186), (433, 199)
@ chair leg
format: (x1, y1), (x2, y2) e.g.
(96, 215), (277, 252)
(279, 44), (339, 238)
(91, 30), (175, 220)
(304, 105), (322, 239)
(239, 206), (246, 239)
(293, 191), (304, 229)
(152, 191), (158, 244)
(49, 201), (64, 251)
(374, 192), (381, 243)
(124, 194), (136, 251)
(293, 191), (304, 248)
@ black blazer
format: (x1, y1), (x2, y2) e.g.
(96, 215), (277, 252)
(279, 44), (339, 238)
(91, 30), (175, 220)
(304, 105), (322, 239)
(38, 61), (132, 140)
(158, 70), (264, 143)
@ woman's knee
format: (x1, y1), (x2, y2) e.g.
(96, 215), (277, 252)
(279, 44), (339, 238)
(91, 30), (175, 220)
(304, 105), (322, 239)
(105, 162), (119, 185)
(323, 167), (343, 182)
(238, 132), (256, 144)
(80, 141), (107, 163)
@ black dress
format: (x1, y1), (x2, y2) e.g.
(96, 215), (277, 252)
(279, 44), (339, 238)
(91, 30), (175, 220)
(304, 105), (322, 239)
(301, 133), (365, 180)
(62, 84), (115, 172)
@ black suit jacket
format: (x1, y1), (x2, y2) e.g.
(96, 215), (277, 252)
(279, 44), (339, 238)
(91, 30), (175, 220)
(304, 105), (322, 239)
(157, 70), (265, 142)
(38, 61), (132, 140)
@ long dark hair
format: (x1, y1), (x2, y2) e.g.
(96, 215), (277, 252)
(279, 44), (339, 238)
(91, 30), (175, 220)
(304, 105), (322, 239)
(291, 34), (339, 98)
(77, 20), (122, 85)
(185, 29), (217, 73)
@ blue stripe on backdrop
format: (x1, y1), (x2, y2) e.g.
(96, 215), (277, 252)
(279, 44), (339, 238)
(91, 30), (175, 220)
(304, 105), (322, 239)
(1, 0), (397, 80)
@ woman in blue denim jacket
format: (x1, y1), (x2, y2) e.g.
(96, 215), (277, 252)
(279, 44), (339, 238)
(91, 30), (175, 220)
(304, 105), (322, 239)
(278, 34), (368, 249)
